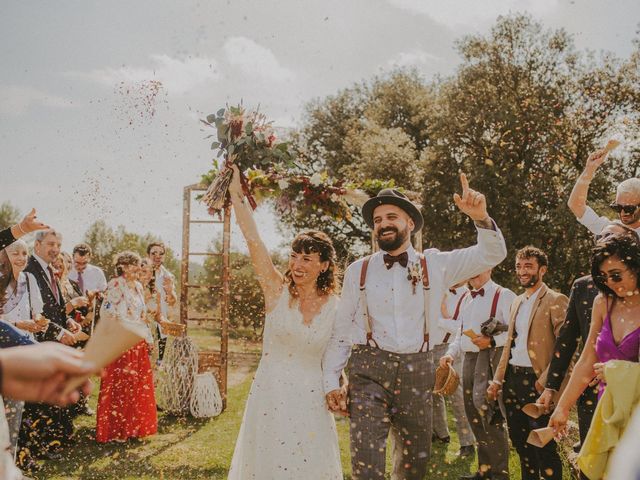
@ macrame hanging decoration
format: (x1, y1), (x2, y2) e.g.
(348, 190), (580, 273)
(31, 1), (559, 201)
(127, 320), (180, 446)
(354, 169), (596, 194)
(189, 372), (223, 418)
(156, 336), (198, 414)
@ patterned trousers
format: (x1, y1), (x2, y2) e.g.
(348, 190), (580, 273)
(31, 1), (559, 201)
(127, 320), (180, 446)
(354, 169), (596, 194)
(348, 345), (433, 480)
(431, 343), (475, 446)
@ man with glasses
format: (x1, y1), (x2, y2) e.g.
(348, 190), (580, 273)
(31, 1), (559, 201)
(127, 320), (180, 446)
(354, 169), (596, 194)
(568, 148), (640, 235)
(69, 243), (107, 296)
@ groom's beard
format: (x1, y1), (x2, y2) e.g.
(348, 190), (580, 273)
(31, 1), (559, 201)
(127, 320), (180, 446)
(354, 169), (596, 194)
(376, 226), (409, 252)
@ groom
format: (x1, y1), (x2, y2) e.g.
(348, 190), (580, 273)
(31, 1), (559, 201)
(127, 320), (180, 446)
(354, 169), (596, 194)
(323, 174), (507, 479)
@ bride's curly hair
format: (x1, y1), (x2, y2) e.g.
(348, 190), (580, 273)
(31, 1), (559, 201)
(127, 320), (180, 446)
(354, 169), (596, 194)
(285, 231), (340, 297)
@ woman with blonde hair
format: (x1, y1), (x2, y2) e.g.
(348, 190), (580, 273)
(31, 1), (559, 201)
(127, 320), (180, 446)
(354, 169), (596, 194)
(95, 251), (157, 443)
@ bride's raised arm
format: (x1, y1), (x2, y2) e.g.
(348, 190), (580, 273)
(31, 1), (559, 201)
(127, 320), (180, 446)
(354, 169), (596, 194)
(228, 165), (284, 310)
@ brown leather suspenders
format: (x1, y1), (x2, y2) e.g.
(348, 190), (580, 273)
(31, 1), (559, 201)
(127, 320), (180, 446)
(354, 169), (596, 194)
(359, 253), (431, 352)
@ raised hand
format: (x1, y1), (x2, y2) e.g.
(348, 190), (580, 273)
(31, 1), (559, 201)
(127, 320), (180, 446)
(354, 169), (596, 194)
(229, 164), (243, 198)
(20, 208), (49, 234)
(584, 149), (608, 174)
(453, 173), (489, 222)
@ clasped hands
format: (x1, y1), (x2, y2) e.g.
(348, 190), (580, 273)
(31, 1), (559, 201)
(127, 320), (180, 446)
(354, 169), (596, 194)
(325, 385), (349, 416)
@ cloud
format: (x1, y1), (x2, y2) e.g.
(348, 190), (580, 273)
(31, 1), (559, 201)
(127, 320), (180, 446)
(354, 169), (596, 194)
(222, 36), (295, 82)
(0, 85), (76, 115)
(68, 54), (221, 94)
(387, 49), (441, 68)
(387, 0), (559, 28)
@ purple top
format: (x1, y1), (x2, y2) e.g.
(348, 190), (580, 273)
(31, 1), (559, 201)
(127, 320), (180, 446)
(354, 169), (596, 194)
(595, 297), (640, 397)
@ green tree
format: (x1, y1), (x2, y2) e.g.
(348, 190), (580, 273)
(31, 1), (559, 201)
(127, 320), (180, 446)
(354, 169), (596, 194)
(288, 70), (436, 261)
(422, 14), (640, 291)
(83, 220), (179, 280)
(0, 202), (20, 230)
(192, 244), (287, 338)
(286, 15), (639, 292)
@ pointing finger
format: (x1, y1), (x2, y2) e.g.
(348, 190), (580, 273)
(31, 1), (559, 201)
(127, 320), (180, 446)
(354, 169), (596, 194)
(453, 193), (463, 209)
(460, 172), (469, 195)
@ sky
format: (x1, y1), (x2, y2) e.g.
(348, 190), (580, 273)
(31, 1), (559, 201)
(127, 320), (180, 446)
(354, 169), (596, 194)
(1, 0), (638, 259)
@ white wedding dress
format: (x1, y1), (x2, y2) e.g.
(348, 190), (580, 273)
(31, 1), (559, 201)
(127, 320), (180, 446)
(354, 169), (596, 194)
(228, 289), (343, 479)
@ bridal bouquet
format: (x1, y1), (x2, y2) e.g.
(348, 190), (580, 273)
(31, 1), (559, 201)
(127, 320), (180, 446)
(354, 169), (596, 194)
(200, 104), (296, 215)
(199, 104), (405, 221)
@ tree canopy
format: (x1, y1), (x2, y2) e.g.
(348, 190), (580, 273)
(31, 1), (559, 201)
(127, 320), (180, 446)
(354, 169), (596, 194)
(287, 14), (640, 291)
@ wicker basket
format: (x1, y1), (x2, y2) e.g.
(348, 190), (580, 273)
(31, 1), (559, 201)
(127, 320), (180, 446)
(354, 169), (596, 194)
(161, 321), (187, 337)
(198, 351), (220, 374)
(433, 363), (460, 396)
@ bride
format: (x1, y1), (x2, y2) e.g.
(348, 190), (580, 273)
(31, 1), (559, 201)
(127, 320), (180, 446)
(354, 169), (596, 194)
(227, 165), (343, 479)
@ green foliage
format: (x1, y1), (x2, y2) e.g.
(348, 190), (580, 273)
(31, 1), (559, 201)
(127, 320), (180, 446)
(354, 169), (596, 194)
(289, 14), (640, 291)
(193, 244), (286, 337)
(83, 220), (179, 280)
(0, 202), (21, 230)
(422, 14), (640, 291)
(288, 70), (435, 261)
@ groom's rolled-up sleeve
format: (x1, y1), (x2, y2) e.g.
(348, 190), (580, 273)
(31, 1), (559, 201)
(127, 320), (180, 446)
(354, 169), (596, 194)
(322, 263), (358, 393)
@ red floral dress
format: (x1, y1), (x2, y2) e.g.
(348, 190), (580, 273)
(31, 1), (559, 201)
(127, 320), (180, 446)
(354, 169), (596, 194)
(96, 278), (157, 442)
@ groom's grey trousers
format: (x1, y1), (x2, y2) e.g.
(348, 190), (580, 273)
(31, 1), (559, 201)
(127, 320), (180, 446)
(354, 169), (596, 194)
(348, 345), (433, 480)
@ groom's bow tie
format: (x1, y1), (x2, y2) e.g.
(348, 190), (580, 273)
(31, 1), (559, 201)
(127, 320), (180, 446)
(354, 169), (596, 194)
(383, 252), (408, 270)
(470, 288), (485, 298)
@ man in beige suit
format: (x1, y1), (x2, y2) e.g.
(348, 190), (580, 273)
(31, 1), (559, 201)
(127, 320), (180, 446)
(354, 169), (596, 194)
(487, 246), (568, 480)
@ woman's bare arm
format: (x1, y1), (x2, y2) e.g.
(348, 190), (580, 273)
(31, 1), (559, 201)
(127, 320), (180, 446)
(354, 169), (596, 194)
(228, 165), (283, 310)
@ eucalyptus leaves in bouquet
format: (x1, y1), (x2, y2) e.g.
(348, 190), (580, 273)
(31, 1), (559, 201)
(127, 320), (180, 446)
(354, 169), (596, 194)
(200, 104), (296, 215)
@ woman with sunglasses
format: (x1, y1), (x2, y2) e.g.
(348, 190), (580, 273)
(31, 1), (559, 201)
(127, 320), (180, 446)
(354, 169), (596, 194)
(549, 233), (640, 436)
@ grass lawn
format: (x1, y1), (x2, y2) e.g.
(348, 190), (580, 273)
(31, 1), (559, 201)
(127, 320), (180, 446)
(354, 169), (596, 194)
(37, 331), (574, 479)
(38, 379), (574, 479)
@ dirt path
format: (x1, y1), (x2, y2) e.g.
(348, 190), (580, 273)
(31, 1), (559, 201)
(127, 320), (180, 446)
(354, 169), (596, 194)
(227, 351), (260, 387)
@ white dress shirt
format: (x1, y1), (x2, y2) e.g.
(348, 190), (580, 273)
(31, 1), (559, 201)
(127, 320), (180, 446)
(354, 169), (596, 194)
(154, 264), (176, 338)
(0, 272), (44, 340)
(436, 286), (470, 343)
(69, 264), (107, 293)
(509, 286), (543, 367)
(577, 206), (640, 236)
(446, 280), (515, 359)
(32, 254), (66, 340)
(33, 253), (53, 284)
(322, 222), (507, 393)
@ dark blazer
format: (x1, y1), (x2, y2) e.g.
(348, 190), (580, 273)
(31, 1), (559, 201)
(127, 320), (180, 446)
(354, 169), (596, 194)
(545, 275), (599, 391)
(24, 255), (68, 342)
(0, 227), (16, 250)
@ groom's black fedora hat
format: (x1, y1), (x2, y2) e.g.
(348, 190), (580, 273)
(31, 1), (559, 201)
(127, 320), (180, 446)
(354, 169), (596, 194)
(361, 189), (423, 233)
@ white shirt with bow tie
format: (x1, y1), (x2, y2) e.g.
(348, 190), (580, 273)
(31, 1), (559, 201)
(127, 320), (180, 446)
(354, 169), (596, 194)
(322, 222), (508, 393)
(445, 279), (515, 359)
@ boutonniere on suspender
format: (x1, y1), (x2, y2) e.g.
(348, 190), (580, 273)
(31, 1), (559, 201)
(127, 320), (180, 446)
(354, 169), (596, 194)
(406, 261), (423, 295)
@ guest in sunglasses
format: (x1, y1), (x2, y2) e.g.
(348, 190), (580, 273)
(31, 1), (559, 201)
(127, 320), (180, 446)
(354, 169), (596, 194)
(549, 234), (640, 438)
(537, 223), (638, 478)
(568, 148), (640, 236)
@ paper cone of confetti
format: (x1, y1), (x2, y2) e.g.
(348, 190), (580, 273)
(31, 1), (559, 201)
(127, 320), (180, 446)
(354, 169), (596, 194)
(63, 318), (147, 395)
(522, 402), (547, 419)
(604, 139), (621, 152)
(527, 427), (555, 448)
